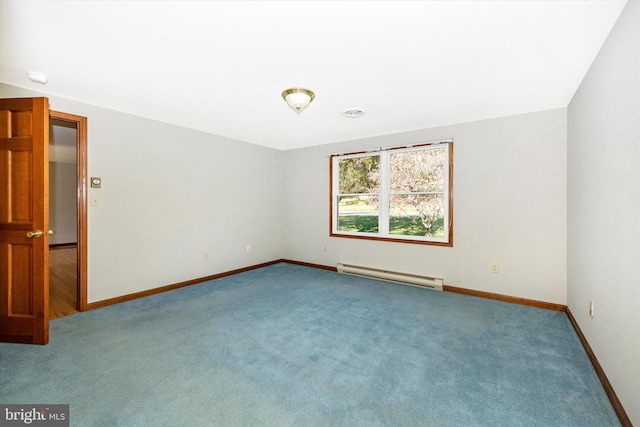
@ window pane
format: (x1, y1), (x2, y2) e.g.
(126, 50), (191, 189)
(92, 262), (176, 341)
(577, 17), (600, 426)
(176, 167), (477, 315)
(338, 155), (380, 194)
(389, 194), (445, 237)
(390, 148), (445, 193)
(338, 195), (379, 233)
(332, 142), (452, 245)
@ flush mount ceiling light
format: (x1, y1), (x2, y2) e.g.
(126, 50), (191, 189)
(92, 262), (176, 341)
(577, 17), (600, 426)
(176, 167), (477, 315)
(282, 88), (315, 115)
(341, 108), (366, 119)
(27, 71), (48, 85)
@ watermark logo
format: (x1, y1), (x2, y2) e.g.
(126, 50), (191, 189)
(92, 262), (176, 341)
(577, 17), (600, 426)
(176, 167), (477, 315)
(1, 405), (68, 426)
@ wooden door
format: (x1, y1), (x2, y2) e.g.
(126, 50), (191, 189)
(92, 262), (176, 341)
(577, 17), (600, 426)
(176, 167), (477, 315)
(0, 97), (50, 344)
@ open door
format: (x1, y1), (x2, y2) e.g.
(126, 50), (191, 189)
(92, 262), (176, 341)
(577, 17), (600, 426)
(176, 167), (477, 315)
(0, 97), (50, 344)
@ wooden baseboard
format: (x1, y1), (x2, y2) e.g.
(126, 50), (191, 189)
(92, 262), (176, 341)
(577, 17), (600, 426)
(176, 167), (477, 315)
(281, 259), (338, 272)
(564, 308), (632, 427)
(86, 259), (560, 312)
(85, 260), (282, 310)
(442, 284), (566, 311)
(282, 259), (566, 311)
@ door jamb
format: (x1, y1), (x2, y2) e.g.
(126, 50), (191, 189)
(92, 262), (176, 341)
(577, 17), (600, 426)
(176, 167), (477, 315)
(50, 110), (88, 311)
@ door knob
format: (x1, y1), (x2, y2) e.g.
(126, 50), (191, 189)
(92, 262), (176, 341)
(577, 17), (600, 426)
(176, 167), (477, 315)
(26, 230), (43, 238)
(47, 229), (54, 236)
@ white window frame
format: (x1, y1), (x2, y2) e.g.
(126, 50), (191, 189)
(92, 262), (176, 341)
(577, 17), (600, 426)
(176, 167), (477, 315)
(330, 141), (453, 246)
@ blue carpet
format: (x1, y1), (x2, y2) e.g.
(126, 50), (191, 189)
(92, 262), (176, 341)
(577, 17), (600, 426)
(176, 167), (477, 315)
(0, 263), (619, 426)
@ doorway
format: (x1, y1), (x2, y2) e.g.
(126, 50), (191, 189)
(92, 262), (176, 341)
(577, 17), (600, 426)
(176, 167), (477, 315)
(49, 111), (88, 317)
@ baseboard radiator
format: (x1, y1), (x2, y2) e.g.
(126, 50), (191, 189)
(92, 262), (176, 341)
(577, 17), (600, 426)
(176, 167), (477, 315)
(336, 263), (443, 291)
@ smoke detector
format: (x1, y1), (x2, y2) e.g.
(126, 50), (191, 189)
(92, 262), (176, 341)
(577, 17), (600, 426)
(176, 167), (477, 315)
(27, 71), (48, 85)
(341, 108), (366, 119)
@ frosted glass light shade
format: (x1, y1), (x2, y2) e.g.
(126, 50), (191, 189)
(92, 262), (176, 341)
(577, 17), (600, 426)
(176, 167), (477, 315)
(282, 88), (315, 114)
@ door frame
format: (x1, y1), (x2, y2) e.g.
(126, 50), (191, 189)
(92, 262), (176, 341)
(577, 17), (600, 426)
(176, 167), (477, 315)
(50, 110), (88, 311)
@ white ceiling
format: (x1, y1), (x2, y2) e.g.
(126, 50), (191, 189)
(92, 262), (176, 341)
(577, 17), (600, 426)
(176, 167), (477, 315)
(0, 1), (627, 151)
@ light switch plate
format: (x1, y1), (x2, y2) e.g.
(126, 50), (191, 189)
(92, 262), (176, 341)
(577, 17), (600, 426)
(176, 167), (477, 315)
(91, 177), (102, 188)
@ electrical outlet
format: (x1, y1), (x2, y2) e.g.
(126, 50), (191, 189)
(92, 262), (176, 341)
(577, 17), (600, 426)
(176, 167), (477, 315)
(323, 245), (328, 252)
(203, 252), (208, 261)
(589, 300), (594, 318)
(491, 263), (499, 273)
(246, 245), (251, 253)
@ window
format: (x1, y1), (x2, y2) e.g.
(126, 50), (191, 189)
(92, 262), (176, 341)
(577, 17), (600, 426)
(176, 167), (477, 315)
(330, 141), (453, 246)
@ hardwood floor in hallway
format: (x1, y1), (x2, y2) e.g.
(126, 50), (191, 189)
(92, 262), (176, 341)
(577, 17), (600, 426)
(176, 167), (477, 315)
(49, 245), (78, 320)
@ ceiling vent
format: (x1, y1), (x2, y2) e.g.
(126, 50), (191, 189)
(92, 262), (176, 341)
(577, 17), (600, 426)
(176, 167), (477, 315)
(341, 109), (366, 119)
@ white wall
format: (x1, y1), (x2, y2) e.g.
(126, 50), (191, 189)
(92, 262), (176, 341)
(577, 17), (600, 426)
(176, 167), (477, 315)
(49, 161), (77, 245)
(2, 83), (567, 306)
(284, 109), (567, 304)
(1, 83), (286, 303)
(567, 1), (640, 424)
